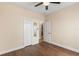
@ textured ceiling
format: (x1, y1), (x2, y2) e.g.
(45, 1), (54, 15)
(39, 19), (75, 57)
(12, 2), (76, 15)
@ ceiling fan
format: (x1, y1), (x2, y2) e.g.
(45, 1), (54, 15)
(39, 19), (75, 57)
(35, 2), (61, 10)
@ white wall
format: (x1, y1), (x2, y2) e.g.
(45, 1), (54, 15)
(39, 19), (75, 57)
(45, 3), (79, 52)
(0, 3), (45, 54)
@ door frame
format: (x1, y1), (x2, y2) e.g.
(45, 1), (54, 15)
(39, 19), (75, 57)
(24, 20), (33, 46)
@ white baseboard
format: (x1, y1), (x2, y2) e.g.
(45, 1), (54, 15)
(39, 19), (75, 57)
(44, 41), (79, 53)
(1, 41), (79, 55)
(44, 40), (52, 44)
(0, 45), (25, 55)
(0, 42), (40, 55)
(52, 42), (79, 53)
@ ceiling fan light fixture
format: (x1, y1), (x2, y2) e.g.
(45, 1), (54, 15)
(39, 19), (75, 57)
(43, 2), (49, 6)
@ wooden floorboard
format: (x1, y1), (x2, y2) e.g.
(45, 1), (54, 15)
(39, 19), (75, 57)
(1, 42), (79, 56)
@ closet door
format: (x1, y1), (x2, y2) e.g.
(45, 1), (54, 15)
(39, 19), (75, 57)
(43, 19), (52, 43)
(24, 20), (33, 46)
(32, 22), (39, 45)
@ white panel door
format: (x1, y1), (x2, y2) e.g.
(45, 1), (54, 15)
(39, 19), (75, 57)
(24, 20), (33, 46)
(43, 19), (52, 43)
(32, 22), (39, 45)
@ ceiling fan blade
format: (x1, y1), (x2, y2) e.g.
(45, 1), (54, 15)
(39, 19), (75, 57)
(50, 2), (60, 4)
(35, 2), (43, 7)
(45, 6), (48, 10)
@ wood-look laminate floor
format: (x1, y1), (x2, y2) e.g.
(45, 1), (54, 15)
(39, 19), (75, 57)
(2, 42), (79, 56)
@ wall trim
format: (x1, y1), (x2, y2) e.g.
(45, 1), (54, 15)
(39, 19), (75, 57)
(44, 41), (79, 53)
(0, 43), (39, 55)
(0, 45), (25, 55)
(52, 42), (79, 53)
(1, 41), (79, 55)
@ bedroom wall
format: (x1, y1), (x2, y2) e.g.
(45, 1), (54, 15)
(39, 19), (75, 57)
(0, 3), (45, 54)
(46, 3), (79, 52)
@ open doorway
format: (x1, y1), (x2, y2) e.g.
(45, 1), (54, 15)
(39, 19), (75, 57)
(39, 24), (44, 43)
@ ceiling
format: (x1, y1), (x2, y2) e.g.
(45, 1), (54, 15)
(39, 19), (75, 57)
(13, 2), (76, 15)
